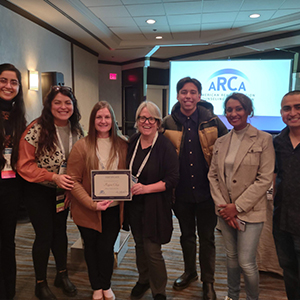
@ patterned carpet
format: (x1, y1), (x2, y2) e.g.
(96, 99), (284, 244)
(14, 216), (287, 300)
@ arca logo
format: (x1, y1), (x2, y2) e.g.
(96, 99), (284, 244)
(207, 68), (249, 92)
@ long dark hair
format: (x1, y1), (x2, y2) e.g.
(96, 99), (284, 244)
(0, 63), (26, 171)
(36, 86), (83, 157)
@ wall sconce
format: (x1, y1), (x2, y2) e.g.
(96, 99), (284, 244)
(28, 70), (39, 91)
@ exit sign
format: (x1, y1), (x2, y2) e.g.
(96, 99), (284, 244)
(109, 73), (117, 80)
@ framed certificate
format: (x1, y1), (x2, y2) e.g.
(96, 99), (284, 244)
(91, 170), (132, 201)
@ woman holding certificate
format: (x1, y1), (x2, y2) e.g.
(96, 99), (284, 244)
(17, 86), (83, 300)
(127, 101), (179, 300)
(208, 93), (275, 300)
(67, 101), (128, 300)
(0, 63), (26, 300)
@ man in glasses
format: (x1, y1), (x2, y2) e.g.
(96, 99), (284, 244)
(163, 77), (227, 300)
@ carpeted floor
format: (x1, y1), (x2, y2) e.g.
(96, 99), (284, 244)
(14, 216), (287, 300)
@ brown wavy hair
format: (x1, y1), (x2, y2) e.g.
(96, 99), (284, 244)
(36, 86), (83, 157)
(85, 101), (127, 174)
(0, 63), (26, 171)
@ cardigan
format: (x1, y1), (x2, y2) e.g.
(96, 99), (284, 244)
(67, 137), (128, 233)
(17, 120), (83, 185)
(126, 132), (179, 244)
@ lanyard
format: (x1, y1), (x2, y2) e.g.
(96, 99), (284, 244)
(96, 150), (119, 170)
(96, 150), (106, 170)
(55, 123), (73, 160)
(129, 131), (158, 179)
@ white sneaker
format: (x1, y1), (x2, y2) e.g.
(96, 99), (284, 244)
(224, 297), (233, 300)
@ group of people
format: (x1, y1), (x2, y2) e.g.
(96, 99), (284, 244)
(0, 62), (300, 300)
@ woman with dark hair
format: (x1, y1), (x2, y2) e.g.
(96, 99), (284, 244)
(0, 63), (26, 300)
(67, 101), (128, 300)
(208, 93), (275, 300)
(17, 86), (83, 300)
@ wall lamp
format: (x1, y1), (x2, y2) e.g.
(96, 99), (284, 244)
(28, 70), (39, 91)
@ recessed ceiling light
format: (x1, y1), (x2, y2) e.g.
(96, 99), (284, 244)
(156, 36), (163, 39)
(249, 13), (261, 19)
(146, 19), (156, 24)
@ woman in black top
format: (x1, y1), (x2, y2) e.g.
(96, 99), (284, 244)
(127, 101), (179, 300)
(0, 63), (26, 300)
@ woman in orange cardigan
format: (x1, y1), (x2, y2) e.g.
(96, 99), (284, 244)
(67, 101), (128, 300)
(18, 86), (83, 300)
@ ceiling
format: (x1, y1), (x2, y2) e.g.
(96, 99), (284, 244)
(6, 0), (300, 64)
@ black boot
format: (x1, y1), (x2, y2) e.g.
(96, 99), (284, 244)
(54, 270), (77, 297)
(130, 282), (150, 299)
(35, 280), (57, 300)
(173, 271), (198, 291)
(203, 282), (217, 300)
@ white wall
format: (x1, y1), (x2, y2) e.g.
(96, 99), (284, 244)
(0, 5), (99, 128)
(73, 45), (99, 130)
(98, 63), (122, 125)
(292, 73), (300, 90)
(146, 85), (169, 116)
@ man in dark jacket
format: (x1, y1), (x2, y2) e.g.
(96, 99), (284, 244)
(273, 90), (300, 300)
(163, 77), (227, 300)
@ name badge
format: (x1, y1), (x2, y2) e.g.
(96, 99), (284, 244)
(131, 175), (138, 186)
(1, 148), (16, 179)
(56, 188), (66, 213)
(59, 161), (67, 175)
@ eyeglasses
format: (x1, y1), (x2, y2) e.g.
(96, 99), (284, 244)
(51, 85), (72, 92)
(138, 116), (157, 124)
(0, 77), (20, 87)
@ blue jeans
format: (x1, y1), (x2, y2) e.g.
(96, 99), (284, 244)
(219, 217), (263, 300)
(273, 222), (300, 300)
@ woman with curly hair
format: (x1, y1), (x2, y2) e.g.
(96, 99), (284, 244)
(0, 63), (26, 300)
(17, 86), (83, 300)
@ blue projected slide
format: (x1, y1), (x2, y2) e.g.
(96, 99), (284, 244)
(169, 60), (292, 132)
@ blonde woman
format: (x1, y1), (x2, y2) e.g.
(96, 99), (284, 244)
(127, 101), (179, 300)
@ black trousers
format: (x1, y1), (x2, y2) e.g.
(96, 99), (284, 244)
(0, 175), (22, 300)
(173, 200), (217, 283)
(128, 201), (167, 297)
(24, 181), (68, 281)
(78, 205), (120, 291)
